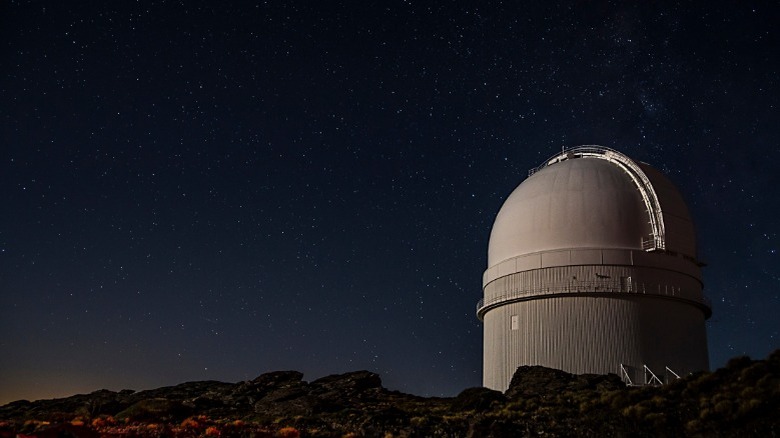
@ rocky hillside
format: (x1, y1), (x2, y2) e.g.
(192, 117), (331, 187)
(1, 350), (778, 437)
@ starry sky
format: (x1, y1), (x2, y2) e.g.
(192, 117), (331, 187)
(1, 1), (778, 404)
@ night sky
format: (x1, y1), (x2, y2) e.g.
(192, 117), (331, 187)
(1, 1), (778, 404)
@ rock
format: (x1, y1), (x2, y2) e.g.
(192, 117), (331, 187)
(503, 365), (624, 402)
(310, 371), (382, 393)
(309, 371), (383, 412)
(468, 416), (528, 438)
(115, 398), (192, 422)
(504, 365), (576, 400)
(135, 380), (233, 401)
(17, 423), (99, 438)
(245, 371), (313, 418)
(253, 389), (317, 418)
(451, 387), (506, 411)
(1, 350), (778, 437)
(359, 406), (410, 435)
(251, 370), (384, 418)
(310, 371), (382, 398)
(0, 400), (31, 420)
(573, 373), (624, 392)
(249, 370), (304, 388)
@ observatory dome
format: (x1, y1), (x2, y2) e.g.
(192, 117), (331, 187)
(488, 153), (697, 266)
(479, 146), (710, 392)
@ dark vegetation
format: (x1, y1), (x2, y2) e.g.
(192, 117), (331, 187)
(1, 350), (778, 437)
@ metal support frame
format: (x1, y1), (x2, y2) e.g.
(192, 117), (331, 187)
(643, 365), (663, 386)
(620, 364), (683, 387)
(620, 364), (634, 386)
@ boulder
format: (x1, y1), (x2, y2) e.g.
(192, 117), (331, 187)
(505, 366), (575, 400)
(310, 371), (382, 396)
(115, 398), (192, 423)
(452, 387), (506, 411)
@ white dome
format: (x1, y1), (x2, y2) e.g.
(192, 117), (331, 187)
(487, 149), (696, 267)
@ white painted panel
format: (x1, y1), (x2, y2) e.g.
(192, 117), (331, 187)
(516, 253), (542, 272)
(570, 249), (602, 265)
(602, 249), (632, 265)
(541, 250), (570, 268)
(497, 258), (517, 277)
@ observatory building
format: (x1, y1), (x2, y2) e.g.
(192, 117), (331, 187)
(478, 146), (711, 391)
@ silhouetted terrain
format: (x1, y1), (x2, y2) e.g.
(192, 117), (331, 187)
(1, 350), (778, 437)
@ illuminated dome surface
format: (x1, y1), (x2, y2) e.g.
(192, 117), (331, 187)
(488, 151), (696, 267)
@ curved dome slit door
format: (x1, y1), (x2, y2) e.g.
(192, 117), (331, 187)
(478, 146), (711, 391)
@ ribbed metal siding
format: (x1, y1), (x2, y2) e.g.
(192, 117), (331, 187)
(482, 294), (708, 391)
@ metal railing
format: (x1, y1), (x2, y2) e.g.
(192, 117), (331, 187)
(641, 236), (658, 251)
(476, 280), (712, 319)
(528, 145), (624, 176)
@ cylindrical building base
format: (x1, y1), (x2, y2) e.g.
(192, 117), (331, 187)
(482, 295), (709, 391)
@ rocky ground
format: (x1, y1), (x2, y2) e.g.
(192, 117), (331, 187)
(1, 350), (778, 437)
